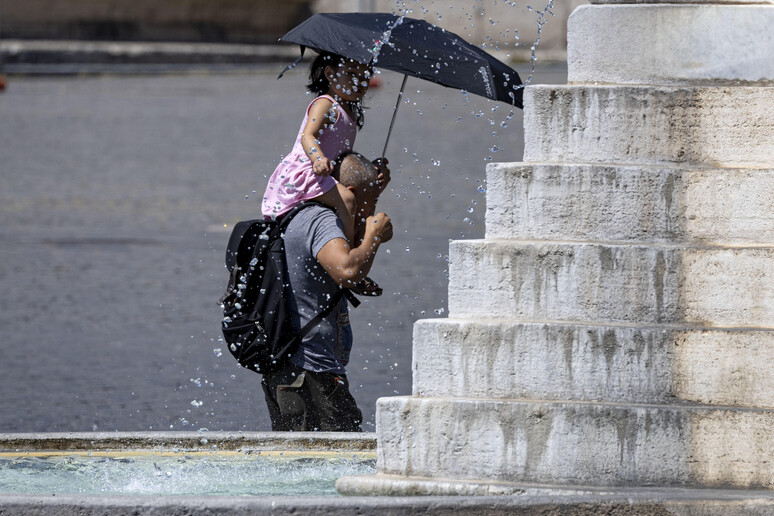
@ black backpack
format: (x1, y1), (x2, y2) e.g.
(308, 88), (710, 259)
(218, 202), (359, 374)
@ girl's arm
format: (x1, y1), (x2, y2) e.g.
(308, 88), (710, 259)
(300, 97), (337, 176)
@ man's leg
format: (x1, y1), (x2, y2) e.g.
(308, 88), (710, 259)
(303, 371), (363, 432)
(261, 363), (310, 431)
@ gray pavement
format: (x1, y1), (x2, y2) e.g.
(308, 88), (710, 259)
(0, 61), (566, 433)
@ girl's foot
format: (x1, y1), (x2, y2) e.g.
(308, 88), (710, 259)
(350, 276), (383, 297)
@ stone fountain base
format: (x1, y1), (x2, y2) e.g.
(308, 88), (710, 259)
(337, 1), (774, 506)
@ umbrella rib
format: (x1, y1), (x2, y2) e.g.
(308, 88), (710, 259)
(381, 74), (409, 159)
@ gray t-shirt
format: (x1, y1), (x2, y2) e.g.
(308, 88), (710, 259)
(283, 205), (352, 374)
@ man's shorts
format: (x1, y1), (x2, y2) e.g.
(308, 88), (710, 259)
(261, 362), (362, 432)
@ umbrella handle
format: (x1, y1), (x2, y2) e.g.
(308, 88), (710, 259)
(381, 74), (408, 159)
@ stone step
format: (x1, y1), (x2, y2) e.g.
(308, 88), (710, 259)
(448, 240), (774, 326)
(338, 475), (774, 504)
(411, 318), (774, 408)
(374, 396), (774, 489)
(485, 162), (774, 244)
(567, 4), (774, 85)
(522, 85), (774, 168)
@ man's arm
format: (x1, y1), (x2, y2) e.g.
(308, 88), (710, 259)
(316, 213), (392, 287)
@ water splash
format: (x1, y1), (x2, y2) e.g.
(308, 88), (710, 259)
(0, 453), (376, 496)
(522, 0), (556, 89)
(370, 14), (406, 64)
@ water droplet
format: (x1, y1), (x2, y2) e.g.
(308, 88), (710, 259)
(213, 348), (222, 357)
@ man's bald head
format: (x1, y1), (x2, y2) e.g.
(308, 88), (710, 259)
(334, 152), (380, 199)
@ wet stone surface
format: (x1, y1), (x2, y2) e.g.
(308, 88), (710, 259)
(0, 64), (566, 432)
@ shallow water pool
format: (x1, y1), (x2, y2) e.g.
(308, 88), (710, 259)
(0, 450), (376, 496)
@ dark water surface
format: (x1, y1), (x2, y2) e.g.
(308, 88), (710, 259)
(0, 64), (566, 432)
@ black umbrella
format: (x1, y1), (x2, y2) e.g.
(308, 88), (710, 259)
(278, 12), (523, 156)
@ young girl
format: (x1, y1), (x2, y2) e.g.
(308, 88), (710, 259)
(261, 52), (373, 245)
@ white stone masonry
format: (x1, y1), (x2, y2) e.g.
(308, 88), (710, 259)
(338, 1), (774, 497)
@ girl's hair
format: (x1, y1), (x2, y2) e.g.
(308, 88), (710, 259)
(307, 52), (366, 130)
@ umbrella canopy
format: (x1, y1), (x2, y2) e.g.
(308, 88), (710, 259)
(279, 12), (523, 108)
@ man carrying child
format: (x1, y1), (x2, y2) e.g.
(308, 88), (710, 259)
(261, 152), (392, 431)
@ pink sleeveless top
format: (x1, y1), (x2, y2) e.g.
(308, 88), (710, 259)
(261, 95), (357, 219)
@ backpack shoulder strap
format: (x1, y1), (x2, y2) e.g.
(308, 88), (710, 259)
(277, 200), (329, 230)
(274, 288), (351, 362)
(343, 288), (361, 308)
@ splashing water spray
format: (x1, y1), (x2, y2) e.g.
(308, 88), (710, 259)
(386, 0), (555, 133)
(371, 14), (408, 158)
(501, 0), (557, 129)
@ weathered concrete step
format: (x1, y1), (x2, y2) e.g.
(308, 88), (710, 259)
(412, 319), (774, 408)
(567, 4), (774, 85)
(375, 396), (774, 489)
(485, 162), (774, 244)
(339, 474), (774, 507)
(448, 240), (774, 327)
(522, 85), (774, 168)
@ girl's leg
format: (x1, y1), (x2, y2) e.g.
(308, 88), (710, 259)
(312, 183), (356, 245)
